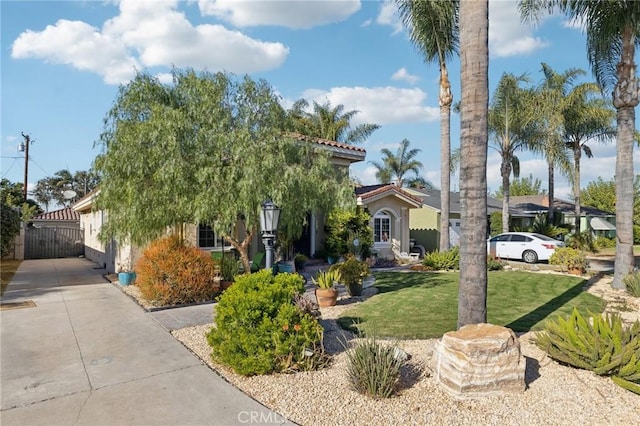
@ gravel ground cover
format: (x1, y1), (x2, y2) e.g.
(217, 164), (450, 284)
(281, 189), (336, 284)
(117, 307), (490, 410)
(172, 275), (640, 426)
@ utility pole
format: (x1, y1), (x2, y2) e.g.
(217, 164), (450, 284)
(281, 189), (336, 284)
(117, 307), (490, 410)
(20, 132), (31, 200)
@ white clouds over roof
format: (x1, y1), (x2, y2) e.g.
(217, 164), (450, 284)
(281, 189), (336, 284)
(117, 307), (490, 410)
(198, 0), (361, 29)
(11, 0), (289, 85)
(302, 86), (439, 125)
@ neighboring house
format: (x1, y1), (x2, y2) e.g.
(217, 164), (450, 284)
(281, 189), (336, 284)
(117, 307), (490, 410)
(404, 188), (509, 252)
(509, 195), (616, 238)
(355, 184), (423, 260)
(73, 136), (366, 273)
(20, 207), (83, 260)
(30, 206), (80, 228)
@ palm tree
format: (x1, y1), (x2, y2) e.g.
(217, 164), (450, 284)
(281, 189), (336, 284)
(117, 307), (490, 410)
(369, 139), (424, 187)
(287, 99), (379, 145)
(532, 63), (581, 223)
(519, 0), (640, 287)
(457, 0), (489, 328)
(562, 85), (615, 234)
(396, 0), (459, 251)
(489, 73), (538, 233)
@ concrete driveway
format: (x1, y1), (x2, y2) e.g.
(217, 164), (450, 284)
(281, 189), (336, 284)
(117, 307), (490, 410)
(1, 258), (289, 425)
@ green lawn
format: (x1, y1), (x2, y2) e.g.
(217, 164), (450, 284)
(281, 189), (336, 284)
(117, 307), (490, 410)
(594, 245), (640, 256)
(338, 271), (605, 339)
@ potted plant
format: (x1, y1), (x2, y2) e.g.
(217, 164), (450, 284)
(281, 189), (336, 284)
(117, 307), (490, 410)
(549, 247), (589, 275)
(312, 269), (341, 307)
(336, 256), (370, 297)
(220, 255), (240, 290)
(294, 253), (308, 271)
(117, 252), (136, 286)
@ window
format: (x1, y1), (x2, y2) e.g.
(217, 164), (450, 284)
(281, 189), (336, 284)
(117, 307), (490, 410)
(198, 224), (228, 249)
(374, 212), (391, 243)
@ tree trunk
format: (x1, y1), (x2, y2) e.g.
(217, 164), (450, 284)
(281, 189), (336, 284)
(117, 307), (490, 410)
(227, 228), (254, 273)
(439, 63), (453, 252)
(573, 142), (582, 235)
(501, 157), (511, 233)
(547, 160), (555, 223)
(612, 25), (638, 289)
(457, 0), (488, 329)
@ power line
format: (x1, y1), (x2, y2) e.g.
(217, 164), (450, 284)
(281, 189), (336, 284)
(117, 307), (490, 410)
(1, 158), (19, 177)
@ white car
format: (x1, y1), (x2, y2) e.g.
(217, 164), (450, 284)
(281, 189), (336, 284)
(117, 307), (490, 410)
(487, 232), (565, 264)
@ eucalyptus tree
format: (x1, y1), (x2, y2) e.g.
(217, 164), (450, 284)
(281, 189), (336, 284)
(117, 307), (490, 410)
(519, 0), (639, 289)
(396, 0), (459, 251)
(369, 138), (424, 187)
(489, 73), (538, 233)
(31, 179), (54, 211)
(457, 0), (489, 327)
(287, 99), (379, 145)
(95, 69), (353, 272)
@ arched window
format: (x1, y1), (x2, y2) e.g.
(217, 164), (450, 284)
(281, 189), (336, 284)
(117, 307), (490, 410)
(374, 211), (391, 243)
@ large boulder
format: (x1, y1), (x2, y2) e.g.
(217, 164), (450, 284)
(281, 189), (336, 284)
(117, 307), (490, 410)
(432, 323), (526, 399)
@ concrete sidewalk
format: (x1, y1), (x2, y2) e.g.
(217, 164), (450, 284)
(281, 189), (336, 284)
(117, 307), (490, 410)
(1, 258), (290, 425)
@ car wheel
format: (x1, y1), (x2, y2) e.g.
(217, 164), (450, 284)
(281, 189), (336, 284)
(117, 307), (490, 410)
(523, 250), (538, 264)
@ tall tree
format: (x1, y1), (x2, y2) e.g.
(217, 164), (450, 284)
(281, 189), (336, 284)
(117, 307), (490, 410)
(489, 73), (538, 233)
(457, 0), (489, 328)
(493, 174), (547, 198)
(396, 0), (459, 251)
(532, 63), (579, 223)
(287, 99), (379, 145)
(95, 69), (353, 272)
(369, 138), (424, 187)
(520, 0), (639, 289)
(562, 84), (615, 234)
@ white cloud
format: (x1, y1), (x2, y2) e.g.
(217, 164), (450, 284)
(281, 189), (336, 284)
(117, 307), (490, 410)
(12, 19), (140, 84)
(391, 67), (420, 84)
(361, 18), (372, 27)
(155, 72), (174, 84)
(302, 86), (439, 125)
(376, 0), (403, 35)
(563, 16), (586, 31)
(11, 0), (289, 85)
(489, 0), (548, 57)
(353, 165), (379, 186)
(198, 0), (361, 29)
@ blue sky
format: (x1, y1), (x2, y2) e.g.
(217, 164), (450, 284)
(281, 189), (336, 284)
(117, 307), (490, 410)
(2, 0), (638, 209)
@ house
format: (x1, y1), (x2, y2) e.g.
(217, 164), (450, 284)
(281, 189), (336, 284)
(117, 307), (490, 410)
(30, 206), (80, 228)
(404, 188), (511, 252)
(73, 135), (366, 273)
(509, 195), (616, 238)
(355, 184), (423, 259)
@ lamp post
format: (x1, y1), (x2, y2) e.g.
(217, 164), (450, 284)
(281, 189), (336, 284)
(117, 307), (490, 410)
(260, 199), (281, 271)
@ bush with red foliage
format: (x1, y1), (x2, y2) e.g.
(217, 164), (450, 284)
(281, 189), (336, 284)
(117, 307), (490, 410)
(135, 236), (219, 306)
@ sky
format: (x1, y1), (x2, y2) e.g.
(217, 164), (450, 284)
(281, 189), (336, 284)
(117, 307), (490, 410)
(1, 0), (638, 210)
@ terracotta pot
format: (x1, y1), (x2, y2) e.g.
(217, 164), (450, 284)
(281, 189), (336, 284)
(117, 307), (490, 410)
(568, 267), (584, 276)
(315, 288), (338, 307)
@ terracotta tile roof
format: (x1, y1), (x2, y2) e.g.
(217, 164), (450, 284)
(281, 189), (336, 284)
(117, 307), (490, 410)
(286, 132), (366, 153)
(356, 184), (423, 206)
(32, 207), (80, 222)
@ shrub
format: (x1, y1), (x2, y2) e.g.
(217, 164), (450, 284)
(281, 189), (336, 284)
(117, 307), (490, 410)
(335, 257), (370, 286)
(1, 202), (21, 257)
(207, 270), (327, 375)
(623, 271), (640, 298)
(567, 231), (597, 253)
(487, 256), (505, 271)
(135, 236), (218, 306)
(346, 336), (403, 399)
(549, 247), (589, 272)
(594, 236), (616, 250)
(324, 208), (373, 259)
(535, 309), (640, 395)
(422, 246), (460, 270)
(220, 255), (240, 282)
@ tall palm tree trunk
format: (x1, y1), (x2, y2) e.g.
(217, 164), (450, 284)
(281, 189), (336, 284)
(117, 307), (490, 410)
(612, 26), (638, 289)
(501, 159), (511, 233)
(573, 143), (582, 235)
(457, 0), (488, 328)
(440, 65), (453, 251)
(547, 161), (555, 223)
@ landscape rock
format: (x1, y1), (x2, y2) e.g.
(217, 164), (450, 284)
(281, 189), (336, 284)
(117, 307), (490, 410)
(432, 323), (526, 399)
